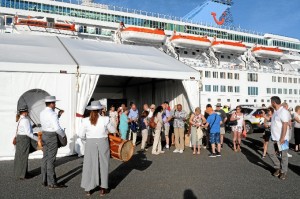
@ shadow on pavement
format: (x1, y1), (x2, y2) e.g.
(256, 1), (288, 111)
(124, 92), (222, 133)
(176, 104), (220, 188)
(240, 145), (272, 172)
(57, 165), (83, 184)
(288, 163), (300, 176)
(28, 155), (80, 178)
(183, 189), (197, 199)
(109, 151), (152, 189)
(224, 136), (233, 149)
(242, 137), (264, 157)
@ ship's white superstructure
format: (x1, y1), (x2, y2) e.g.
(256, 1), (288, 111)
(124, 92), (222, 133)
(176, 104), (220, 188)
(0, 0), (299, 111)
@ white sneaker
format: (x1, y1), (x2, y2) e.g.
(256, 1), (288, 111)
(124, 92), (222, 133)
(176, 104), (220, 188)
(179, 149), (184, 153)
(287, 153), (292, 158)
(165, 145), (169, 149)
(173, 149), (179, 153)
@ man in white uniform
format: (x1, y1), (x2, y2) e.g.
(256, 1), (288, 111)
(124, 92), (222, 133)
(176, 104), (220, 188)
(40, 96), (66, 189)
(268, 96), (290, 180)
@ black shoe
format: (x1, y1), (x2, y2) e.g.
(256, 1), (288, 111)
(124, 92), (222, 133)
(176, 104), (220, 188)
(48, 184), (67, 189)
(42, 182), (48, 187)
(216, 152), (221, 157)
(209, 153), (216, 158)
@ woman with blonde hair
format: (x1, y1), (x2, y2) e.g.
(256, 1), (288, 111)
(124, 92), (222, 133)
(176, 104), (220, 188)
(189, 107), (206, 155)
(79, 101), (116, 196)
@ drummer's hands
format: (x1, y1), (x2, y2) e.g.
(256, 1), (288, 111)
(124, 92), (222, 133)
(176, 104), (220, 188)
(58, 110), (64, 117)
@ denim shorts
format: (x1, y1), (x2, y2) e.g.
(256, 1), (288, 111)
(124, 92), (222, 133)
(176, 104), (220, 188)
(210, 133), (220, 144)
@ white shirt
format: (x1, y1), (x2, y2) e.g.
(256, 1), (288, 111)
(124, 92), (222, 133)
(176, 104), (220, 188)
(79, 114), (116, 139)
(40, 107), (65, 137)
(16, 115), (38, 141)
(148, 110), (154, 118)
(271, 106), (290, 141)
(294, 112), (300, 128)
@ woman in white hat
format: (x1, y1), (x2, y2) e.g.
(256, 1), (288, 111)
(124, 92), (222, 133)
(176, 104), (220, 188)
(79, 101), (116, 196)
(14, 105), (38, 180)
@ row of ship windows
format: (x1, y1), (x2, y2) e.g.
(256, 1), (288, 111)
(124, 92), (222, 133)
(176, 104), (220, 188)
(205, 86), (259, 96)
(204, 71), (240, 80)
(205, 71), (300, 84)
(2, 0), (300, 50)
(267, 88), (300, 95)
(207, 98), (299, 104)
(272, 76), (299, 84)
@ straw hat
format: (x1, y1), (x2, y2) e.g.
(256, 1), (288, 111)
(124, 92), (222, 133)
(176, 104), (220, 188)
(18, 105), (28, 112)
(45, 96), (59, 102)
(86, 101), (104, 110)
(215, 103), (222, 107)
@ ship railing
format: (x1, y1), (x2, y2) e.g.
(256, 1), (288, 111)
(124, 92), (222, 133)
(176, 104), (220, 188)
(46, 0), (265, 36)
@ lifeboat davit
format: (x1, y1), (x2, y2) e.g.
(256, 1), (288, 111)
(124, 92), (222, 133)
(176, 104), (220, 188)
(170, 34), (211, 49)
(121, 27), (167, 44)
(252, 46), (283, 58)
(212, 41), (247, 54)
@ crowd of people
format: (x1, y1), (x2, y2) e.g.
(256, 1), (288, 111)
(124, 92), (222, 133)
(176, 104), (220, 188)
(12, 95), (299, 197)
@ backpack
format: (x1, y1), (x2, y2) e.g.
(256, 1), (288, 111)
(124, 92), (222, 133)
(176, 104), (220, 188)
(149, 116), (157, 129)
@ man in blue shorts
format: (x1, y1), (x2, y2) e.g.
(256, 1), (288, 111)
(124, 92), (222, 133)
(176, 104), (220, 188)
(204, 107), (222, 157)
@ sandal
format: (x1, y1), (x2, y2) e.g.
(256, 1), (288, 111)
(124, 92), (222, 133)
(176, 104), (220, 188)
(197, 151), (200, 155)
(193, 151), (196, 155)
(100, 188), (108, 197)
(85, 191), (91, 197)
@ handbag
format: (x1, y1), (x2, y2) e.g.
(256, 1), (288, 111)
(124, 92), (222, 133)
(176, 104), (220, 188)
(228, 120), (238, 126)
(13, 119), (22, 145)
(184, 134), (190, 147)
(196, 127), (203, 140)
(228, 113), (238, 126)
(57, 134), (67, 148)
(242, 129), (247, 138)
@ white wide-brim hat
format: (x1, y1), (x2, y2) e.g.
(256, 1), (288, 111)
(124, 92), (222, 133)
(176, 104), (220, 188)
(86, 101), (104, 110)
(45, 96), (60, 102)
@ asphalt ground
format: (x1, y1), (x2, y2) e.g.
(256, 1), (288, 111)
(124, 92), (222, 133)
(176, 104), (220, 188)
(1, 132), (299, 199)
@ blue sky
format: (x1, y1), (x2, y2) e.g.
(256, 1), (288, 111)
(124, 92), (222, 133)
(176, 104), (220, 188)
(95, 0), (300, 39)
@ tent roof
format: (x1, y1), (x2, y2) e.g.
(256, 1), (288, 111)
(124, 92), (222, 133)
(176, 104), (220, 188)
(60, 38), (200, 80)
(0, 34), (77, 73)
(0, 34), (200, 80)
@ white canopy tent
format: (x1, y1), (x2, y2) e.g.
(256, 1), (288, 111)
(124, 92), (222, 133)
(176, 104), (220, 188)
(0, 34), (200, 160)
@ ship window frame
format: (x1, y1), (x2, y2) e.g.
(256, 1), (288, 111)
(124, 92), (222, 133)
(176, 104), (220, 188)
(205, 85), (211, 92)
(220, 72), (226, 79)
(213, 85), (218, 92)
(220, 85), (226, 92)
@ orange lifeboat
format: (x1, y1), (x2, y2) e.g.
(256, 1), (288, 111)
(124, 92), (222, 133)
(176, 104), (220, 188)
(252, 46), (283, 58)
(212, 41), (247, 54)
(15, 18), (76, 32)
(121, 27), (167, 44)
(170, 34), (211, 49)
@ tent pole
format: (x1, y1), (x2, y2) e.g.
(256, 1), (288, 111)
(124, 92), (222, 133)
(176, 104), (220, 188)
(152, 78), (155, 104)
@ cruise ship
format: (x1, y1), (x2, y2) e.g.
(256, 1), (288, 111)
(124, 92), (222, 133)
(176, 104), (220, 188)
(1, 0), (300, 111)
